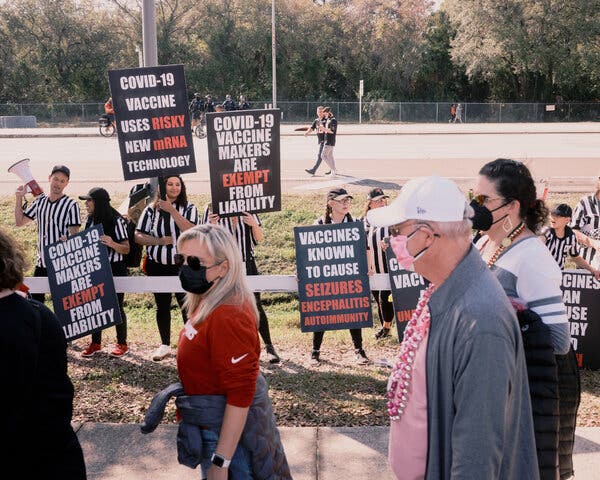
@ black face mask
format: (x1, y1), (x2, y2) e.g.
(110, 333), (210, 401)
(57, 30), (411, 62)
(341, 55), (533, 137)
(470, 199), (510, 232)
(179, 265), (214, 294)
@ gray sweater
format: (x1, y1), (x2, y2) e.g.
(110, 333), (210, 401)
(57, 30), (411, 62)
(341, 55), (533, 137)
(423, 246), (539, 480)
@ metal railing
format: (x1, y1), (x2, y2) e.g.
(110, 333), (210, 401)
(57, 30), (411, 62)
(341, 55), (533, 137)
(2, 101), (599, 125)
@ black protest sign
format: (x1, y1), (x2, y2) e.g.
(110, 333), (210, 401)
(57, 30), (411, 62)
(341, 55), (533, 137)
(386, 247), (429, 340)
(561, 271), (600, 369)
(44, 225), (122, 341)
(206, 109), (281, 218)
(294, 222), (372, 332)
(108, 64), (196, 180)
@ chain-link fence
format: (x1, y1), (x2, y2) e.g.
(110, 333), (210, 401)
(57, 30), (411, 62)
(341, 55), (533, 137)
(1, 101), (599, 125)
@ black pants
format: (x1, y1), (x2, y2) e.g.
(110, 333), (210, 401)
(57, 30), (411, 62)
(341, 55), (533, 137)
(312, 328), (363, 351)
(246, 257), (273, 346)
(308, 142), (324, 172)
(372, 289), (394, 326)
(32, 266), (47, 304)
(556, 346), (581, 480)
(146, 259), (187, 345)
(91, 262), (127, 344)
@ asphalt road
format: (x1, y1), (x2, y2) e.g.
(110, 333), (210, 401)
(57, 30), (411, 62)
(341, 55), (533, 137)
(1, 124), (598, 196)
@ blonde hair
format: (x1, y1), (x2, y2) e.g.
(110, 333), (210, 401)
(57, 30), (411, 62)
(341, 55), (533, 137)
(177, 224), (258, 325)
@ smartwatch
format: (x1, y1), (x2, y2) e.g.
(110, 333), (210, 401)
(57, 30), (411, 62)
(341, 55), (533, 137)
(211, 453), (231, 469)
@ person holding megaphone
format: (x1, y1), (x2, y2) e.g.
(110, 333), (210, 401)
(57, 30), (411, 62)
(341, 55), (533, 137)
(13, 164), (81, 304)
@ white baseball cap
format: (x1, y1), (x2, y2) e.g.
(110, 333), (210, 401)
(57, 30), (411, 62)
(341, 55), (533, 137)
(367, 175), (467, 227)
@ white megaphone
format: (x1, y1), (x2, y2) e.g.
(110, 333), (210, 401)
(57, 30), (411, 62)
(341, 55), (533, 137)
(8, 158), (43, 196)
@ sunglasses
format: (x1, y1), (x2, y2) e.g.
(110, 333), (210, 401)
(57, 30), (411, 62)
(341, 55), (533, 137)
(174, 254), (220, 271)
(333, 198), (352, 204)
(472, 194), (503, 206)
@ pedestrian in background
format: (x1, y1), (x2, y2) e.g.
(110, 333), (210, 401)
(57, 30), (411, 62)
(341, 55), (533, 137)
(321, 106), (338, 177)
(0, 227), (87, 479)
(304, 105), (326, 176)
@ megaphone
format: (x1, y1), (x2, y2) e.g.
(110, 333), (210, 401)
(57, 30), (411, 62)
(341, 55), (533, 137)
(8, 158), (43, 196)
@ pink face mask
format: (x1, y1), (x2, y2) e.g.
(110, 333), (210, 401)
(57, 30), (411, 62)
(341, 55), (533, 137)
(389, 227), (434, 271)
(390, 233), (418, 271)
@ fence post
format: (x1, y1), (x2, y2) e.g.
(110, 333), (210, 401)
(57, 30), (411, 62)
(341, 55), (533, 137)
(464, 103), (467, 124)
(399, 102), (402, 122)
(436, 103), (439, 123)
(499, 104), (502, 123)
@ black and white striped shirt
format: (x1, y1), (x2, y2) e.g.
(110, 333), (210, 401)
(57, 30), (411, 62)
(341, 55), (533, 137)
(359, 217), (389, 274)
(314, 213), (354, 225)
(137, 202), (199, 265)
(542, 226), (579, 270)
(571, 194), (600, 266)
(23, 194), (81, 268)
(85, 216), (129, 264)
(200, 208), (260, 262)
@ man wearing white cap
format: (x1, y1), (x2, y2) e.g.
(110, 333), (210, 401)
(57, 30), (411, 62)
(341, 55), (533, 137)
(368, 176), (538, 480)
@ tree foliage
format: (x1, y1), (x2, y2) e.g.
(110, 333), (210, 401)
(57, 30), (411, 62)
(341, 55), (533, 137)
(0, 0), (598, 103)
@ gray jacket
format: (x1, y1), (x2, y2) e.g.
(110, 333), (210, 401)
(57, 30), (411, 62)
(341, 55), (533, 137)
(423, 246), (539, 480)
(142, 374), (291, 479)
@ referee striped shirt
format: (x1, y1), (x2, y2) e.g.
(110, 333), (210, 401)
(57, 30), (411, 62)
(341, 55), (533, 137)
(571, 194), (600, 266)
(359, 217), (389, 274)
(137, 202), (199, 265)
(542, 226), (579, 270)
(200, 208), (260, 262)
(85, 216), (129, 264)
(23, 194), (81, 268)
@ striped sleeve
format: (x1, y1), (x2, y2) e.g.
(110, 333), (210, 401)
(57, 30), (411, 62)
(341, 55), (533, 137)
(67, 199), (81, 227)
(114, 216), (129, 242)
(136, 206), (154, 234)
(23, 196), (40, 220)
(570, 197), (590, 230)
(568, 232), (580, 257)
(200, 206), (210, 224)
(184, 202), (199, 224)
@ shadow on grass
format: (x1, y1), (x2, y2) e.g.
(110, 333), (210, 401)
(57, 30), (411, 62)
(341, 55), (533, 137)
(263, 359), (389, 427)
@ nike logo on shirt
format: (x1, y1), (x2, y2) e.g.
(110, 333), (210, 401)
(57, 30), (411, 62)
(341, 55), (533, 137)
(231, 353), (249, 364)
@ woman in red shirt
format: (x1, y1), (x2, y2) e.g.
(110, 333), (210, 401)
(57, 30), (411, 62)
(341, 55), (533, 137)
(176, 224), (261, 479)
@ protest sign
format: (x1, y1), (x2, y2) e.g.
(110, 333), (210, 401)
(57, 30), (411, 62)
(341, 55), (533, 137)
(108, 64), (196, 180)
(386, 248), (428, 340)
(294, 222), (372, 332)
(44, 225), (122, 341)
(561, 270), (600, 369)
(206, 109), (281, 217)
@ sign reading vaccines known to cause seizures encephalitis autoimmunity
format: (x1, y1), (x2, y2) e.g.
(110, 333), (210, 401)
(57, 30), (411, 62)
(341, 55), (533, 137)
(108, 64), (196, 180)
(294, 222), (373, 332)
(44, 225), (122, 341)
(206, 109), (281, 217)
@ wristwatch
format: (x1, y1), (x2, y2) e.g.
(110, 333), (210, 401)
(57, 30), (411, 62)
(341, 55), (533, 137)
(211, 453), (231, 468)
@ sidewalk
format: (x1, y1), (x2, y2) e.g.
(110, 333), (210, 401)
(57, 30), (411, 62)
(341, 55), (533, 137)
(1, 122), (600, 138)
(77, 423), (600, 479)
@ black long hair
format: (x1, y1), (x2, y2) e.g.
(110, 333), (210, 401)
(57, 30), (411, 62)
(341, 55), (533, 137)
(88, 198), (122, 241)
(153, 175), (188, 210)
(479, 158), (548, 233)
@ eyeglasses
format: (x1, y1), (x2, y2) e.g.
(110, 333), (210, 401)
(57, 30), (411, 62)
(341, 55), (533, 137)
(388, 223), (440, 239)
(174, 254), (220, 271)
(472, 194), (503, 206)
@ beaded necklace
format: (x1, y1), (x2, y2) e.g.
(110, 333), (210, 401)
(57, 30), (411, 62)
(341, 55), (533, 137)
(387, 283), (436, 421)
(484, 222), (525, 268)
